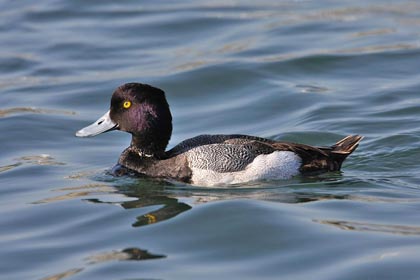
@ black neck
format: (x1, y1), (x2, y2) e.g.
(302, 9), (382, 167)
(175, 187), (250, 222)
(130, 133), (168, 159)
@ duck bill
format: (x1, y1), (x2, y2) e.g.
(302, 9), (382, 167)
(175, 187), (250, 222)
(75, 110), (118, 137)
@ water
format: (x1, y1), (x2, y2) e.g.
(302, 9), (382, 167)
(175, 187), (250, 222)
(1, 1), (420, 279)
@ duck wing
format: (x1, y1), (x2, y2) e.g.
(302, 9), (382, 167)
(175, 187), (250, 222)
(166, 134), (275, 157)
(184, 140), (276, 173)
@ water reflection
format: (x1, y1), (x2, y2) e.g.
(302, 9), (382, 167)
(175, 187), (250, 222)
(0, 107), (75, 118)
(315, 219), (420, 236)
(86, 194), (192, 227)
(37, 170), (420, 233)
(86, 247), (165, 263)
(36, 172), (354, 228)
(41, 268), (83, 280)
(0, 154), (65, 175)
(85, 174), (355, 228)
(41, 247), (165, 280)
(33, 183), (115, 204)
(33, 170), (420, 279)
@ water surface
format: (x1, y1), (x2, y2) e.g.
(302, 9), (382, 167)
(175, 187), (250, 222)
(1, 1), (420, 279)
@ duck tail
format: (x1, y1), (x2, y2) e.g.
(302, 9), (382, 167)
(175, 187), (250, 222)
(329, 135), (363, 169)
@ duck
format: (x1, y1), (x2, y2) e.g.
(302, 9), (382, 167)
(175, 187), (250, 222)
(76, 83), (363, 186)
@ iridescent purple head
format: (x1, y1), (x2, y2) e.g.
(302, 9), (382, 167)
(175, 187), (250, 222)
(76, 83), (173, 155)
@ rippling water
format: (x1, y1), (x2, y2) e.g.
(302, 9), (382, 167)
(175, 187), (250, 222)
(2, 1), (420, 279)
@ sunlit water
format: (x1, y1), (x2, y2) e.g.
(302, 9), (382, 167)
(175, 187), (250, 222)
(1, 1), (420, 279)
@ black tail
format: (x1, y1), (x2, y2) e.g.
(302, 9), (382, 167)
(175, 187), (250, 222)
(329, 135), (363, 169)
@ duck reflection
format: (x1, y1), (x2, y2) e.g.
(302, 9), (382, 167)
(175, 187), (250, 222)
(84, 178), (192, 227)
(86, 196), (191, 227)
(115, 194), (191, 227)
(82, 173), (352, 228)
(42, 170), (352, 229)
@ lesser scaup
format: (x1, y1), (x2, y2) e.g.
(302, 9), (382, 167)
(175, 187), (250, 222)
(76, 83), (363, 186)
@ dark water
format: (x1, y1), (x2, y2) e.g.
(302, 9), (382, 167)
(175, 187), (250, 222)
(2, 1), (420, 279)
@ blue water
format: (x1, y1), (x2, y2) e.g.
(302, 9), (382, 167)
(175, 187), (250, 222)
(2, 1), (420, 279)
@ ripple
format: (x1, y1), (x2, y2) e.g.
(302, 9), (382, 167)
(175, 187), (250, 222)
(41, 247), (165, 280)
(40, 268), (83, 280)
(0, 154), (65, 174)
(32, 183), (116, 204)
(316, 219), (420, 236)
(18, 154), (66, 166)
(351, 28), (395, 38)
(86, 247), (165, 264)
(295, 84), (330, 94)
(0, 163), (22, 173)
(0, 107), (75, 118)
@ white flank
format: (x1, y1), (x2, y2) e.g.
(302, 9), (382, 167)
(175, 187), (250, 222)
(190, 151), (302, 186)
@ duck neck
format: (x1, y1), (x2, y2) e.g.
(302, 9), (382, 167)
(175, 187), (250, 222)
(130, 134), (167, 159)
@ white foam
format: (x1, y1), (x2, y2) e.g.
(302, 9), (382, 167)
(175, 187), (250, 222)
(190, 151), (301, 186)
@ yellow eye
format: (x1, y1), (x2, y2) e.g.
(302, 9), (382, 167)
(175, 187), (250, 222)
(123, 101), (131, 109)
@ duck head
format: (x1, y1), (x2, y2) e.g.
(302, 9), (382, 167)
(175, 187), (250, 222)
(76, 83), (172, 157)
